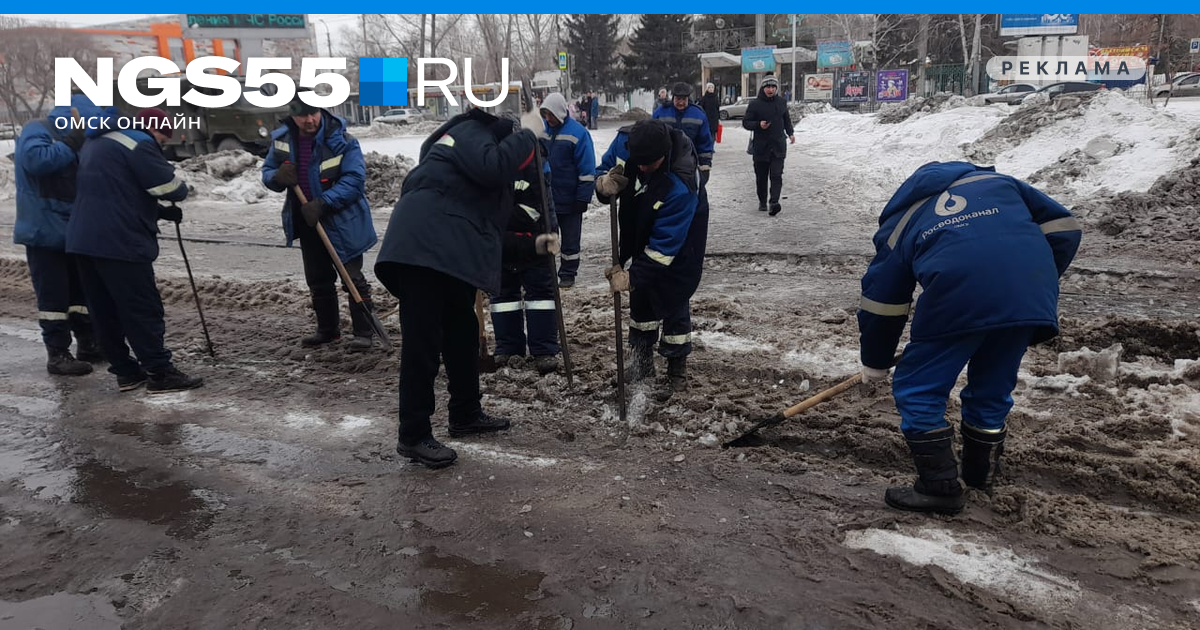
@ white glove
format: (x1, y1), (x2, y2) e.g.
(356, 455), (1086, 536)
(861, 366), (890, 383)
(604, 265), (630, 293)
(521, 108), (547, 140)
(595, 164), (628, 197)
(535, 233), (560, 256)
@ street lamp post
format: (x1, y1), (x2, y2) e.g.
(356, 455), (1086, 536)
(316, 18), (333, 57)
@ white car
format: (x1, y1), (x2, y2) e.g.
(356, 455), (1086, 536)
(375, 108), (422, 125)
(0, 122), (22, 140)
(982, 83), (1038, 104)
(1153, 73), (1200, 99)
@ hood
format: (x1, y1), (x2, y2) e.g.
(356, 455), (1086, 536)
(539, 92), (569, 126)
(418, 108), (500, 160)
(879, 161), (988, 224)
(48, 94), (111, 136)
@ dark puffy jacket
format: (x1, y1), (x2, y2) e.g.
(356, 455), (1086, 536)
(596, 123), (705, 311)
(261, 111), (377, 262)
(699, 92), (721, 135)
(652, 103), (714, 170)
(66, 113), (188, 263)
(858, 162), (1083, 369)
(503, 154), (558, 272)
(375, 110), (537, 294)
(742, 86), (794, 161)
(13, 95), (105, 250)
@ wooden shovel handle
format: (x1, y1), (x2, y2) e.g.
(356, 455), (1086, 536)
(291, 185), (366, 305)
(781, 372), (863, 419)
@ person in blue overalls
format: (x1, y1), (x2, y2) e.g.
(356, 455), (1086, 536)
(537, 92), (595, 288)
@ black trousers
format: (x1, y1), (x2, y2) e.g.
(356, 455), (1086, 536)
(297, 223), (371, 335)
(754, 157), (785, 205)
(76, 256), (172, 376)
(389, 265), (481, 446)
(25, 246), (92, 352)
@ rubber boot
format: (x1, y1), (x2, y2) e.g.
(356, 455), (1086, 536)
(656, 356), (687, 401)
(533, 355), (559, 375)
(625, 344), (655, 382)
(346, 297), (375, 352)
(961, 423), (1006, 490)
(884, 427), (965, 515)
(301, 291), (341, 347)
(46, 348), (92, 376)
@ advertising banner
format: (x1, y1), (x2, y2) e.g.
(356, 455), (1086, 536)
(835, 70), (871, 105)
(817, 41), (854, 69)
(875, 70), (909, 102)
(999, 14), (1079, 36)
(741, 46), (777, 73)
(802, 73), (834, 101)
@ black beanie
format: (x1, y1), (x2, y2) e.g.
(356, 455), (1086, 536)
(627, 120), (670, 165)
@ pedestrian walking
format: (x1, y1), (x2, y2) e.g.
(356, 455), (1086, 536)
(742, 76), (795, 216)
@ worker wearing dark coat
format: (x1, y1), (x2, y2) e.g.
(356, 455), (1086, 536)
(13, 94), (102, 376)
(66, 107), (203, 394)
(375, 108), (538, 469)
(595, 120), (705, 399)
(858, 161), (1082, 515)
(742, 76), (795, 216)
(262, 100), (378, 351)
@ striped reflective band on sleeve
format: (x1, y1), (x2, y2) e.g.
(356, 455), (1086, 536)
(1039, 216), (1081, 235)
(37, 311), (68, 321)
(645, 248), (674, 266)
(489, 301), (523, 313)
(524, 300), (556, 310)
(514, 180), (531, 191)
(435, 134), (455, 147)
(67, 305), (89, 315)
(859, 295), (911, 317)
(319, 155), (343, 171)
(886, 173), (1004, 249)
(662, 333), (691, 345)
(274, 140), (290, 153)
(578, 174), (595, 181)
(616, 157), (626, 168)
(103, 131), (138, 150)
(557, 134), (580, 144)
(629, 319), (660, 331)
(652, 201), (664, 210)
(698, 153), (714, 159)
(561, 253), (581, 261)
(147, 176), (184, 197)
(680, 117), (706, 126)
(520, 204), (540, 221)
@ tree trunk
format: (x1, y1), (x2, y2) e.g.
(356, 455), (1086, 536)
(916, 15), (931, 97)
(970, 14), (983, 95)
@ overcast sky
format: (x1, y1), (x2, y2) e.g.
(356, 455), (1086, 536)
(4, 13), (361, 48)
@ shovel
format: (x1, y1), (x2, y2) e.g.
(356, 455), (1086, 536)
(723, 354), (902, 448)
(475, 291), (498, 373)
(290, 185), (392, 349)
(168, 207), (215, 357)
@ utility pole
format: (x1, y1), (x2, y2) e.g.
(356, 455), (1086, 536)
(420, 14), (426, 58)
(317, 19), (332, 57)
(361, 14), (368, 56)
(916, 15), (931, 97)
(791, 15), (798, 102)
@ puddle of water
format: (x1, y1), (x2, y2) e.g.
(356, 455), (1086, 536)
(0, 592), (122, 630)
(71, 460), (215, 540)
(418, 551), (544, 620)
(109, 421), (183, 445)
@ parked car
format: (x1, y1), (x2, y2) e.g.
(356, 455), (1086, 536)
(0, 122), (22, 140)
(982, 83), (1038, 104)
(376, 108), (423, 125)
(1153, 72), (1200, 99)
(718, 97), (753, 120)
(1013, 81), (1105, 105)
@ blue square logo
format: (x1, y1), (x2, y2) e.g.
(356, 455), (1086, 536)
(359, 57), (407, 106)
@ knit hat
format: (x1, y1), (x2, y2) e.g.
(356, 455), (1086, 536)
(135, 107), (173, 138)
(705, 82), (715, 92)
(626, 120), (671, 165)
(761, 76), (779, 89)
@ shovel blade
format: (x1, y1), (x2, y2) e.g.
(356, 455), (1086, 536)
(356, 302), (393, 349)
(722, 413), (785, 448)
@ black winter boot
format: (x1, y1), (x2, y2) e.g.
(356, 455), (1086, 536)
(147, 366), (204, 394)
(347, 298), (375, 352)
(397, 437), (458, 469)
(656, 356), (688, 401)
(961, 423), (1006, 490)
(73, 333), (103, 363)
(46, 348), (92, 376)
(301, 291), (341, 347)
(884, 427), (965, 515)
(448, 411), (512, 438)
(626, 344), (655, 382)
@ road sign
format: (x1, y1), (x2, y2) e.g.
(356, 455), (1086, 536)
(1191, 38), (1200, 54)
(557, 52), (568, 71)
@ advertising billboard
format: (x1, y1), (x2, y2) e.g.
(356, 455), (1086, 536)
(803, 73), (834, 101)
(999, 14), (1079, 36)
(817, 41), (854, 69)
(875, 70), (909, 102)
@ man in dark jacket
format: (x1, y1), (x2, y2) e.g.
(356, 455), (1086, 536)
(858, 162), (1081, 515)
(653, 82), (715, 194)
(538, 92), (596, 288)
(490, 147), (562, 375)
(588, 91), (600, 130)
(742, 75), (795, 216)
(13, 94), (101, 376)
(595, 120), (705, 399)
(699, 82), (721, 137)
(66, 108), (203, 394)
(262, 99), (378, 351)
(375, 108), (538, 469)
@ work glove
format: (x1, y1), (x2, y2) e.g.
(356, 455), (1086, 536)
(535, 233), (561, 256)
(861, 365), (890, 384)
(301, 198), (327, 227)
(605, 265), (630, 293)
(62, 127), (86, 153)
(157, 205), (183, 224)
(520, 108), (547, 140)
(595, 164), (628, 197)
(273, 162), (298, 187)
(699, 168), (710, 188)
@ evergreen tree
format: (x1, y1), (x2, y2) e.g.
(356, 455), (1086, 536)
(564, 14), (620, 93)
(623, 14), (698, 92)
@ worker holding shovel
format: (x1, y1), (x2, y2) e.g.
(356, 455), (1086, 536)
(858, 161), (1081, 515)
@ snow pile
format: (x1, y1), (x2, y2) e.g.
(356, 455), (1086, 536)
(0, 155), (15, 202)
(354, 120), (442, 139)
(1026, 135), (1131, 194)
(1058, 343), (1122, 382)
(962, 92), (1102, 163)
(876, 92), (979, 124)
(789, 101), (835, 120)
(620, 108), (651, 121)
(1073, 145), (1200, 241)
(178, 151), (276, 205)
(363, 151), (415, 209)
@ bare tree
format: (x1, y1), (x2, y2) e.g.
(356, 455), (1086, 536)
(0, 17), (98, 122)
